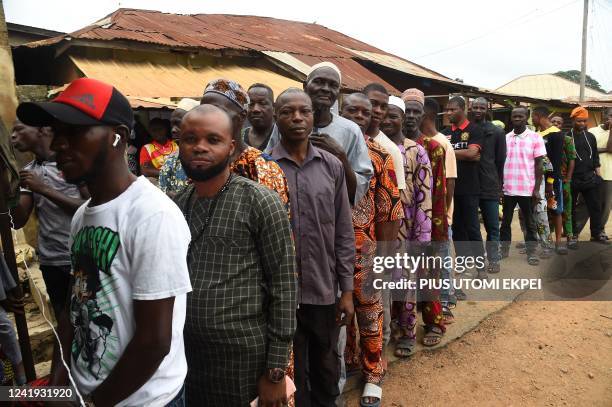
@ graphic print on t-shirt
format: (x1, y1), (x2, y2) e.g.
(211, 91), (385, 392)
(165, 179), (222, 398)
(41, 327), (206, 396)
(70, 226), (120, 380)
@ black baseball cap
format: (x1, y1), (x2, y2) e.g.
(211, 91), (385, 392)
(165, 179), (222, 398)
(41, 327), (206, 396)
(17, 78), (134, 130)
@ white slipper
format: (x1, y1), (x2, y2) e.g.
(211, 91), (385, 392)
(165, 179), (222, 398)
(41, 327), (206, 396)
(360, 382), (382, 407)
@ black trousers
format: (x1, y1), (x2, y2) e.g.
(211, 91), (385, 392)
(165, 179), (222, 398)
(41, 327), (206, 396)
(501, 195), (538, 255)
(452, 194), (485, 268)
(572, 182), (603, 238)
(294, 304), (340, 407)
(39, 264), (71, 319)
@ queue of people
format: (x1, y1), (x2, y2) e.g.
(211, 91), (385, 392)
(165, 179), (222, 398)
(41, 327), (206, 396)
(5, 63), (609, 407)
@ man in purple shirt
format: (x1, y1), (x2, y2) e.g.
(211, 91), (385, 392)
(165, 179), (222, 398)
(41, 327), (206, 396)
(270, 88), (355, 407)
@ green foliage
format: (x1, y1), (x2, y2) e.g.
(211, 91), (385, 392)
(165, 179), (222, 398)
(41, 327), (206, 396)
(554, 70), (606, 93)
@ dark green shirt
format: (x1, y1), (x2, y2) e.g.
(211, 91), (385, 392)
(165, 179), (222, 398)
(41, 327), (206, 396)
(174, 175), (296, 404)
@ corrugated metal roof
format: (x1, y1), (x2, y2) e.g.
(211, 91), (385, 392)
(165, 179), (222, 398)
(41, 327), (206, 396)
(562, 96), (612, 108)
(262, 51), (312, 76)
(21, 8), (455, 88)
(70, 55), (302, 98)
(496, 74), (607, 100)
(28, 9), (586, 104)
(342, 48), (457, 84)
(288, 54), (401, 93)
(25, 9), (387, 57)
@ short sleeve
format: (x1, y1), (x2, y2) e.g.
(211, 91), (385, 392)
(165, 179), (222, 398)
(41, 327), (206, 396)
(534, 135), (547, 158)
(444, 143), (457, 178)
(468, 126), (484, 149)
(139, 145), (152, 166)
(158, 156), (174, 193)
(129, 210), (192, 300)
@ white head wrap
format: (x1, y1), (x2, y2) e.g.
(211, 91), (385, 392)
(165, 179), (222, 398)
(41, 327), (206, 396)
(307, 62), (342, 83)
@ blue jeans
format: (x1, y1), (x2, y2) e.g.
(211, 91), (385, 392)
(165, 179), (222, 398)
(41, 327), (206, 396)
(453, 195), (485, 271)
(479, 198), (501, 263)
(165, 384), (185, 407)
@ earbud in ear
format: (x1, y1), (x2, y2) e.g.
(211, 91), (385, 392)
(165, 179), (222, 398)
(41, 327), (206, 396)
(113, 133), (121, 147)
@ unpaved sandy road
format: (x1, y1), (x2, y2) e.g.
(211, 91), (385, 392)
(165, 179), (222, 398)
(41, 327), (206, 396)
(346, 301), (612, 406)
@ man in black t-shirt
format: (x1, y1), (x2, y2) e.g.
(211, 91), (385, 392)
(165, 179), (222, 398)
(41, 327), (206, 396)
(470, 97), (506, 273)
(442, 96), (486, 279)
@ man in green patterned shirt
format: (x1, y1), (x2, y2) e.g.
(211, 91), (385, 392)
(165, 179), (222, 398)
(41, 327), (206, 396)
(175, 104), (297, 406)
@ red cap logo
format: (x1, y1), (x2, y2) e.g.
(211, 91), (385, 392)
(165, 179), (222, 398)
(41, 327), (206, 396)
(54, 78), (114, 120)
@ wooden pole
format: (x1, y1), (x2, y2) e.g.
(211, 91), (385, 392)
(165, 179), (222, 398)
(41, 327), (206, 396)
(0, 170), (36, 381)
(579, 0), (588, 102)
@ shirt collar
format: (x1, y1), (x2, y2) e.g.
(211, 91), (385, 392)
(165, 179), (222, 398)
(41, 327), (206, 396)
(451, 119), (469, 132)
(153, 139), (173, 148)
(34, 157), (52, 166)
(270, 138), (321, 165)
(511, 128), (530, 138)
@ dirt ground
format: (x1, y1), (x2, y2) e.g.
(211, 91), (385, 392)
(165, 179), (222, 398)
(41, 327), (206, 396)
(346, 301), (612, 406)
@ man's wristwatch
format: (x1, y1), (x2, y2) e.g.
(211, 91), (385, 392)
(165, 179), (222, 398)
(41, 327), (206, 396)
(267, 368), (285, 384)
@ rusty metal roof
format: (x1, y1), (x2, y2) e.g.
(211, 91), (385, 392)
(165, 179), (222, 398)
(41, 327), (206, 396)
(25, 9), (387, 57)
(22, 8), (456, 88)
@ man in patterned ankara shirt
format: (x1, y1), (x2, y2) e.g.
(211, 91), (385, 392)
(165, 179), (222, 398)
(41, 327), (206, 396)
(174, 104), (296, 406)
(380, 93), (441, 354)
(341, 93), (403, 406)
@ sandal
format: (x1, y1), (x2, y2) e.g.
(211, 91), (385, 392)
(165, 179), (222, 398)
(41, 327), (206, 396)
(423, 325), (444, 347)
(487, 262), (501, 274)
(394, 336), (416, 358)
(539, 248), (553, 259)
(360, 382), (382, 407)
(442, 306), (455, 324)
(568, 236), (578, 250)
(447, 301), (457, 310)
(555, 243), (568, 255)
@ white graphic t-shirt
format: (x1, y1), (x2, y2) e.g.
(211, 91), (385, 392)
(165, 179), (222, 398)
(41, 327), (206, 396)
(69, 176), (192, 406)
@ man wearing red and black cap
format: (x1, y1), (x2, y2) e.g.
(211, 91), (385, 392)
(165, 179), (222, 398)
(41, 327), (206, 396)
(17, 78), (192, 407)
